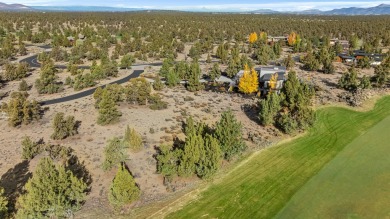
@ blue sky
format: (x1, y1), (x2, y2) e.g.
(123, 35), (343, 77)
(4, 0), (390, 11)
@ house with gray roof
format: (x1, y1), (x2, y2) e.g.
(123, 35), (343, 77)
(230, 66), (287, 95)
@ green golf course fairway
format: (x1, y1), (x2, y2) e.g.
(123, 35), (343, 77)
(275, 115), (390, 219)
(166, 96), (390, 219)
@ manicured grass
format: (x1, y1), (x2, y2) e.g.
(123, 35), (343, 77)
(275, 116), (390, 219)
(166, 96), (390, 219)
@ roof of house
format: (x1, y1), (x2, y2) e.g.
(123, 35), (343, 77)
(255, 66), (286, 71)
(260, 72), (286, 81)
(339, 54), (355, 59)
(373, 57), (383, 62)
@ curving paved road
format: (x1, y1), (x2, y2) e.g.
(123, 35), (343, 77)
(20, 46), (159, 106)
(40, 70), (143, 105)
(20, 45), (221, 106)
(20, 53), (163, 69)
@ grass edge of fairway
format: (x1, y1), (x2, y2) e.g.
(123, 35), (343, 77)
(163, 94), (390, 219)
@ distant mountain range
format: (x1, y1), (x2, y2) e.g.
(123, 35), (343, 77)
(0, 2), (33, 11)
(251, 4), (390, 15)
(0, 2), (389, 15)
(32, 6), (141, 12)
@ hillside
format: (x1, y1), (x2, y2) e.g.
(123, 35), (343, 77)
(0, 2), (33, 11)
(250, 4), (390, 15)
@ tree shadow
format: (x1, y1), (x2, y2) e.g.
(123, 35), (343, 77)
(0, 160), (32, 212)
(321, 78), (339, 88)
(242, 103), (260, 125)
(66, 155), (92, 192)
(75, 120), (82, 133)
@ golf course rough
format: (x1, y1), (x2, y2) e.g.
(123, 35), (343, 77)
(166, 96), (390, 219)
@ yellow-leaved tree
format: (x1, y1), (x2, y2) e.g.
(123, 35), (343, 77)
(248, 32), (258, 44)
(269, 73), (278, 92)
(259, 32), (268, 43)
(239, 65), (259, 94)
(288, 32), (297, 46)
(251, 67), (259, 93)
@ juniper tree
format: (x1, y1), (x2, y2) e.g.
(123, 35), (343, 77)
(97, 90), (122, 125)
(35, 60), (62, 94)
(19, 42), (27, 56)
(18, 79), (29, 91)
(339, 67), (360, 91)
(374, 64), (389, 87)
(178, 132), (205, 177)
(0, 187), (7, 218)
(216, 43), (228, 64)
(119, 54), (135, 69)
(108, 164), (140, 209)
(188, 45), (200, 60)
(1, 93), (42, 127)
(226, 57), (240, 78)
(166, 68), (180, 87)
(102, 137), (127, 171)
(3, 62), (28, 81)
(322, 58), (335, 74)
(278, 71), (315, 133)
(214, 109), (246, 160)
(254, 44), (274, 65)
(184, 116), (196, 136)
(284, 54), (295, 70)
(209, 63), (221, 82)
(153, 76), (164, 91)
(302, 51), (320, 71)
(156, 144), (182, 181)
(124, 78), (152, 105)
(123, 125), (143, 152)
(73, 73), (96, 91)
(51, 112), (78, 140)
(174, 61), (188, 79)
(21, 136), (42, 160)
(357, 56), (371, 69)
(16, 157), (87, 218)
(258, 92), (283, 126)
(196, 134), (222, 179)
(359, 75), (372, 89)
(159, 57), (174, 78)
(187, 61), (204, 92)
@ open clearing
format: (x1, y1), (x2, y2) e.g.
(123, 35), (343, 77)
(166, 96), (390, 219)
(275, 115), (390, 219)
